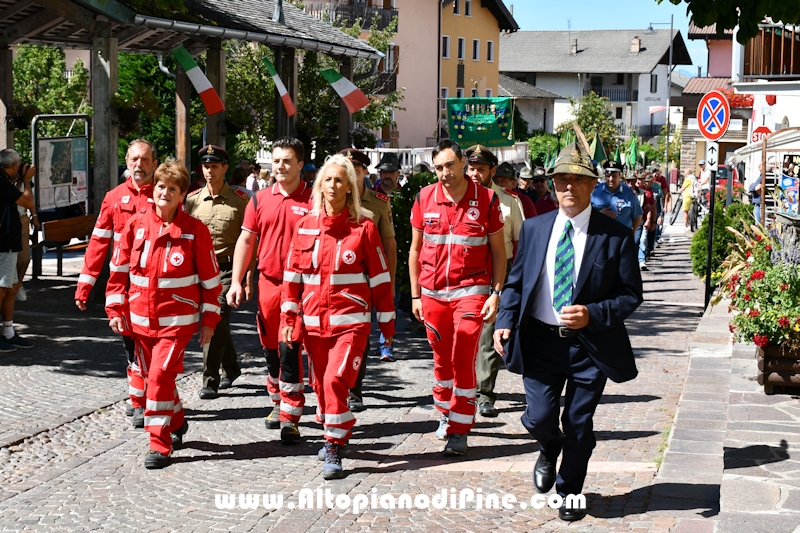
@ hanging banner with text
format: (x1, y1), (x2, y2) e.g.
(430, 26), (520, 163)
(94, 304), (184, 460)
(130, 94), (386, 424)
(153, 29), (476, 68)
(446, 97), (515, 147)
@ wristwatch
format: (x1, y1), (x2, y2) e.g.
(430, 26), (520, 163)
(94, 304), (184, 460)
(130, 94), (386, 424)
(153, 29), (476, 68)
(491, 289), (501, 296)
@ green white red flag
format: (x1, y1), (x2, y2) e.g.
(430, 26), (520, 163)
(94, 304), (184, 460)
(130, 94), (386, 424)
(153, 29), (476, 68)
(262, 57), (296, 117)
(319, 68), (369, 114)
(171, 46), (225, 116)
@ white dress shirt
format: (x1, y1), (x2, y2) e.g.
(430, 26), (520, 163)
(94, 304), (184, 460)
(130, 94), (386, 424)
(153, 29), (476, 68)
(531, 204), (592, 326)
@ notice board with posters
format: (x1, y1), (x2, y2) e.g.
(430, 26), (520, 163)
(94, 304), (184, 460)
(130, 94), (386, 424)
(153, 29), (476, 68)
(36, 136), (88, 211)
(781, 154), (800, 217)
(446, 97), (515, 147)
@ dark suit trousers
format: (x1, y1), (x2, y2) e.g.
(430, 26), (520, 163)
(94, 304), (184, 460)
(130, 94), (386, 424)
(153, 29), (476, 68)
(521, 328), (607, 498)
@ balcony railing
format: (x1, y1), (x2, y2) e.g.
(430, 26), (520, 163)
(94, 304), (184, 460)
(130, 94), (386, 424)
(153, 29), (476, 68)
(583, 88), (638, 102)
(615, 123), (677, 137)
(744, 23), (800, 80)
(304, 3), (398, 31)
(373, 72), (397, 95)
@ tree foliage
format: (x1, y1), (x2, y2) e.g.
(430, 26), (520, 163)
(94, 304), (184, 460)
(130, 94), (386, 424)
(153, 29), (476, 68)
(556, 92), (618, 155)
(527, 132), (558, 166)
(657, 0), (800, 44)
(513, 105), (529, 142)
(11, 45), (91, 162)
(656, 124), (682, 165)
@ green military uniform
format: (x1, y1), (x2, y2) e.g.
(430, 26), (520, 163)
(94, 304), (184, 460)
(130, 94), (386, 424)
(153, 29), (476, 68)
(185, 181), (250, 391)
(360, 187), (395, 240)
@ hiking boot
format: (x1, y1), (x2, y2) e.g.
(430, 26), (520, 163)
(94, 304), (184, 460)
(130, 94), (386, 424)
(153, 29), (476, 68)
(322, 442), (344, 480)
(318, 442), (346, 461)
(280, 421), (301, 445)
(265, 405), (281, 429)
(125, 403), (134, 417)
(171, 420), (188, 449)
(132, 408), (144, 428)
(4, 334), (32, 349)
(348, 396), (366, 413)
(444, 433), (468, 456)
(144, 449), (171, 469)
(435, 414), (449, 441)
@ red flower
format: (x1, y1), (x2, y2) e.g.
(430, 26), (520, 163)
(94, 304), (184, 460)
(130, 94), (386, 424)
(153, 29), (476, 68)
(779, 317), (790, 328)
(743, 294), (752, 301)
(729, 324), (736, 333)
(766, 245), (772, 251)
(746, 251), (752, 258)
(756, 235), (763, 241)
(731, 275), (740, 283)
(753, 334), (769, 347)
(751, 270), (765, 280)
(749, 309), (760, 317)
(781, 284), (790, 291)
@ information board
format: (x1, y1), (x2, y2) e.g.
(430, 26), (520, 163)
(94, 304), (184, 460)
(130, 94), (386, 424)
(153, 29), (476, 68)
(37, 136), (89, 210)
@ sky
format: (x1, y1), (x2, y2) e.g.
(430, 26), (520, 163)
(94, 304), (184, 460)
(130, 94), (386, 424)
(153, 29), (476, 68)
(507, 0), (709, 77)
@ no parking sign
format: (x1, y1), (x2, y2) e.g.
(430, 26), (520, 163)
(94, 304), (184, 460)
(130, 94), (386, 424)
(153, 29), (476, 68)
(697, 90), (730, 141)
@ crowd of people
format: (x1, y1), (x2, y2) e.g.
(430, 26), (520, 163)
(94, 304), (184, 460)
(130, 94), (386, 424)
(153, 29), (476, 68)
(5, 134), (678, 521)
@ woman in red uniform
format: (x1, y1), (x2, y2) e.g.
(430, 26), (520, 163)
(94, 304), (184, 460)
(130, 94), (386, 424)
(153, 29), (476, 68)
(281, 154), (395, 480)
(106, 160), (222, 469)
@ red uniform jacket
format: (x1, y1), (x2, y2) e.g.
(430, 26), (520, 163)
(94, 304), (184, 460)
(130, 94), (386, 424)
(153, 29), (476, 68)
(411, 181), (503, 300)
(75, 177), (154, 301)
(280, 210), (395, 340)
(105, 208), (222, 339)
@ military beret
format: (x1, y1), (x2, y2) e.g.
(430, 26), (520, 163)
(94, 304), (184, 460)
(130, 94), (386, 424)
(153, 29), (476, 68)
(198, 144), (229, 164)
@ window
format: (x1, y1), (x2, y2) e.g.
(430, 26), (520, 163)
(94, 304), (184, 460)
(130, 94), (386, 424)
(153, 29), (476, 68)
(440, 88), (449, 110)
(485, 89), (493, 97)
(456, 88), (464, 98)
(453, 0), (460, 15)
(650, 74), (658, 93)
(465, 0), (472, 16)
(616, 73), (624, 85)
(616, 107), (623, 119)
(486, 40), (494, 62)
(472, 39), (480, 61)
(471, 88), (478, 97)
(457, 38), (465, 60)
(442, 36), (450, 58)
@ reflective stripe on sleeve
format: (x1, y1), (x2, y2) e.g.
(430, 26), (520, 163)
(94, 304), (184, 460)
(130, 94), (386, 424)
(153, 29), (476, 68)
(92, 227), (113, 239)
(109, 263), (130, 273)
(105, 294), (125, 306)
(330, 312), (371, 325)
(78, 274), (97, 286)
(201, 303), (221, 314)
(200, 274), (220, 289)
(376, 311), (396, 322)
(369, 272), (391, 288)
(280, 302), (299, 313)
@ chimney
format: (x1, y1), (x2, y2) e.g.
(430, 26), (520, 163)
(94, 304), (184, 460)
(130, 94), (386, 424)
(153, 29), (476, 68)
(273, 0), (285, 25)
(510, 4), (513, 15)
(698, 66), (702, 77)
(571, 39), (578, 55)
(630, 36), (641, 54)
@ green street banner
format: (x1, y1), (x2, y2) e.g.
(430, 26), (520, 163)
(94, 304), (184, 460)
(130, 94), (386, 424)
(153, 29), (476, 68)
(446, 97), (515, 147)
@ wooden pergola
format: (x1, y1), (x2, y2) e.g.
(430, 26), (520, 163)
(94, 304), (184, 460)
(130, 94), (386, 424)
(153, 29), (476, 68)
(0, 0), (381, 211)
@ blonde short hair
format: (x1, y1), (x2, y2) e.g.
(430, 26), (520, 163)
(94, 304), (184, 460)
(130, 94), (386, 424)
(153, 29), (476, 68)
(310, 154), (363, 223)
(154, 158), (189, 193)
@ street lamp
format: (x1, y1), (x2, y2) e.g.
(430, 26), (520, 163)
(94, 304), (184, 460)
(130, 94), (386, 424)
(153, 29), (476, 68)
(645, 15), (674, 180)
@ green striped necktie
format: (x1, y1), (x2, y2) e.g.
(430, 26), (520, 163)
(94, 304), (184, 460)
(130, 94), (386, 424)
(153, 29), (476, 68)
(553, 220), (574, 313)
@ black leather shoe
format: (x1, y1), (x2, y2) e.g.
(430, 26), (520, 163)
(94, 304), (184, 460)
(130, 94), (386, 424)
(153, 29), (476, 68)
(558, 502), (587, 521)
(171, 420), (188, 449)
(199, 387), (218, 400)
(479, 402), (498, 418)
(144, 450), (171, 469)
(348, 397), (366, 413)
(533, 452), (557, 493)
(218, 378), (233, 390)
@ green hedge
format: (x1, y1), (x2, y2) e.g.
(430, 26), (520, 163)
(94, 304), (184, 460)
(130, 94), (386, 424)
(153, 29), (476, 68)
(690, 201), (754, 278)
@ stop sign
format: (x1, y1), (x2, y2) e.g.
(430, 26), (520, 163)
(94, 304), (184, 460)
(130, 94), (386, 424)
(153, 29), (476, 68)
(752, 126), (772, 144)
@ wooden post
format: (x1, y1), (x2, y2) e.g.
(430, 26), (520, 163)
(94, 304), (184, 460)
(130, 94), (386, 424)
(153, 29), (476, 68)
(338, 57), (353, 150)
(284, 47), (297, 136)
(176, 66), (191, 168)
(92, 30), (118, 208)
(0, 45), (13, 149)
(205, 38), (226, 148)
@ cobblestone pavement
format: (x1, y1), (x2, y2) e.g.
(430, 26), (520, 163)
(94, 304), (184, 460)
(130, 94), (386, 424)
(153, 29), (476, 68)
(0, 225), (710, 531)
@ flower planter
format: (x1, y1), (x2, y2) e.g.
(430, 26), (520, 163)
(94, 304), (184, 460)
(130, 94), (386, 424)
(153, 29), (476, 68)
(756, 344), (800, 395)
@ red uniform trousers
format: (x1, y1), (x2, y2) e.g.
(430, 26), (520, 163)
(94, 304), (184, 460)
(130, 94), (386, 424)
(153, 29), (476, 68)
(421, 294), (487, 435)
(305, 332), (367, 446)
(123, 335), (145, 409)
(256, 274), (305, 423)
(136, 336), (188, 455)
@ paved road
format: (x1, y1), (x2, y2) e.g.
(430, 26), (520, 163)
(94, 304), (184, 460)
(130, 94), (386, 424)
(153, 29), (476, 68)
(0, 224), (710, 531)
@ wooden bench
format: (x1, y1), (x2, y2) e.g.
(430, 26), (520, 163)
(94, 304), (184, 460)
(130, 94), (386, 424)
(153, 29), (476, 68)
(39, 214), (96, 276)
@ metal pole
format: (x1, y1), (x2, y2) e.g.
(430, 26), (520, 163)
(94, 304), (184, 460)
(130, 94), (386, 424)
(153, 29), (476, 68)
(705, 170), (717, 308)
(665, 15), (673, 174)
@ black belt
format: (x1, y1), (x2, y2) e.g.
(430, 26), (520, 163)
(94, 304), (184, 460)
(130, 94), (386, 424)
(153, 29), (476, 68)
(532, 317), (579, 338)
(217, 255), (233, 267)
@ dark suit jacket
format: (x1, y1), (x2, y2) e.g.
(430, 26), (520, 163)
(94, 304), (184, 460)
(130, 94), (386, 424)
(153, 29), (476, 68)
(495, 208), (643, 383)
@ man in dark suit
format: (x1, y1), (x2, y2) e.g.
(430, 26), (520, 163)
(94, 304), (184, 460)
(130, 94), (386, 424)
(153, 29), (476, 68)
(493, 141), (643, 521)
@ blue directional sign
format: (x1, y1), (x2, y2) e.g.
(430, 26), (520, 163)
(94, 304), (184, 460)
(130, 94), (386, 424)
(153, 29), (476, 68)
(697, 90), (730, 141)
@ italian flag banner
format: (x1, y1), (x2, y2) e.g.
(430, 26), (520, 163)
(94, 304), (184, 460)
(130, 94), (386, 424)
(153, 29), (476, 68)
(171, 46), (225, 116)
(319, 68), (369, 114)
(262, 57), (296, 117)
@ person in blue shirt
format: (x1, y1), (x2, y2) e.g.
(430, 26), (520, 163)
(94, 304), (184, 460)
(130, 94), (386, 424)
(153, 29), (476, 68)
(591, 161), (643, 231)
